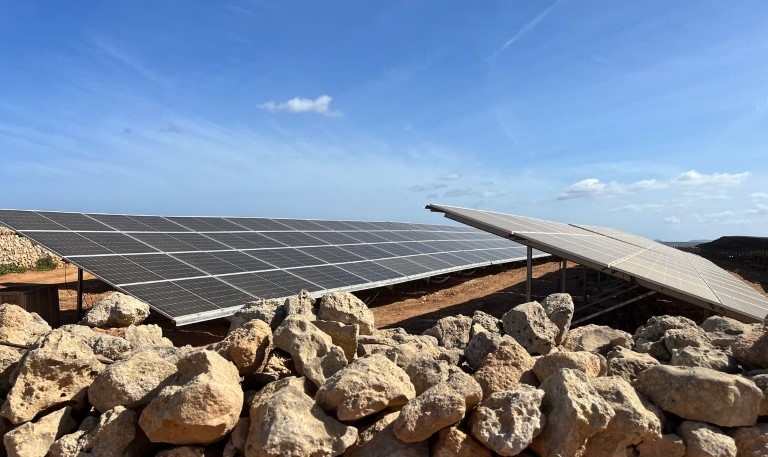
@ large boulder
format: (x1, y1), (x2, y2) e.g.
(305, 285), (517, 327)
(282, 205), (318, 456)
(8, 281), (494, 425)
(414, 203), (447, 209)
(677, 421), (736, 457)
(469, 385), (545, 456)
(79, 292), (150, 328)
(433, 427), (491, 457)
(139, 350), (242, 445)
(0, 345), (24, 395)
(344, 411), (428, 457)
(245, 376), (357, 457)
(422, 315), (472, 350)
(49, 406), (139, 457)
(470, 310), (502, 336)
(663, 327), (713, 352)
(473, 337), (537, 397)
(283, 290), (317, 319)
(605, 346), (659, 382)
(731, 325), (768, 370)
(312, 320), (358, 363)
(700, 315), (750, 336)
(223, 417), (249, 457)
(404, 358), (461, 395)
(464, 332), (505, 372)
(669, 346), (739, 373)
(584, 376), (662, 456)
(445, 370), (483, 410)
(0, 303), (51, 346)
(532, 350), (602, 383)
(229, 299), (285, 332)
(636, 433), (686, 457)
(123, 324), (173, 349)
(315, 354), (415, 421)
(272, 315), (347, 387)
(317, 291), (375, 335)
(1, 329), (104, 424)
(502, 301), (559, 355)
(562, 324), (633, 354)
(3, 407), (77, 457)
(211, 319), (272, 375)
(634, 315), (698, 362)
(728, 423), (768, 457)
(88, 350), (177, 413)
(636, 365), (762, 427)
(541, 293), (574, 344)
(530, 369), (615, 457)
(392, 382), (466, 443)
(744, 372), (768, 416)
(58, 324), (133, 361)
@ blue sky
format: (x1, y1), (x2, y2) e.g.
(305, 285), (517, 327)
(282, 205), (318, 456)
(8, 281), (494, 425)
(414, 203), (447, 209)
(1, 1), (766, 240)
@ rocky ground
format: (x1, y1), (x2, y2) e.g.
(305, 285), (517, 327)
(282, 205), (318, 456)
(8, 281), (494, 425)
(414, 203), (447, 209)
(0, 290), (767, 457)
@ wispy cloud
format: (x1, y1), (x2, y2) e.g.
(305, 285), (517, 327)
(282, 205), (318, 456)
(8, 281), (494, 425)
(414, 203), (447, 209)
(91, 38), (169, 87)
(409, 183), (447, 192)
(663, 215), (680, 224)
(750, 192), (768, 200)
(747, 204), (768, 215)
(443, 187), (508, 199)
(488, 0), (568, 59)
(440, 173), (461, 180)
(259, 95), (343, 117)
(672, 170), (750, 186)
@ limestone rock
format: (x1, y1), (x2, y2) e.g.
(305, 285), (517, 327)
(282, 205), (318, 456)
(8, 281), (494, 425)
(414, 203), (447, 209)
(663, 327), (713, 352)
(502, 301), (559, 355)
(223, 417), (249, 457)
(89, 350), (177, 413)
(229, 299), (285, 332)
(1, 329), (104, 424)
(677, 421), (736, 457)
(315, 354), (415, 421)
(273, 315), (347, 387)
(58, 324), (133, 361)
(636, 433), (686, 457)
(312, 320), (358, 363)
(155, 447), (209, 457)
(470, 310), (502, 336)
(0, 303), (51, 346)
(744, 372), (768, 416)
(405, 358), (461, 395)
(0, 345), (23, 394)
(584, 376), (662, 456)
(283, 290), (316, 319)
(669, 346), (739, 373)
(392, 382), (466, 443)
(445, 370), (483, 410)
(317, 291), (375, 335)
(728, 423), (768, 457)
(344, 411), (428, 457)
(80, 292), (149, 328)
(469, 385), (545, 456)
(731, 325), (768, 370)
(605, 346), (660, 382)
(637, 365), (761, 427)
(533, 350), (602, 383)
(562, 324), (633, 354)
(139, 350), (242, 445)
(3, 407), (77, 457)
(541, 293), (574, 344)
(473, 337), (537, 398)
(634, 315), (698, 362)
(433, 427), (491, 457)
(49, 406), (138, 457)
(211, 319), (272, 374)
(700, 315), (750, 336)
(245, 377), (357, 457)
(464, 331), (504, 372)
(124, 324), (173, 349)
(422, 315), (472, 350)
(530, 369), (615, 457)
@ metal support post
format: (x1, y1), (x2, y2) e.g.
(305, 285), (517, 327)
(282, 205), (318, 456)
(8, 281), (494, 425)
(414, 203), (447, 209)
(77, 267), (84, 319)
(582, 265), (588, 305)
(560, 259), (567, 292)
(526, 246), (532, 302)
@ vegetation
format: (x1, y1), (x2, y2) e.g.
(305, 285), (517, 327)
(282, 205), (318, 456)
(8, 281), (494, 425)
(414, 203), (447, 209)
(0, 263), (26, 275)
(0, 256), (57, 276)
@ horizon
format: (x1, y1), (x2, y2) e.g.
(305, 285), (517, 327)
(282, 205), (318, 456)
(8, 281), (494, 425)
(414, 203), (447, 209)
(1, 1), (766, 240)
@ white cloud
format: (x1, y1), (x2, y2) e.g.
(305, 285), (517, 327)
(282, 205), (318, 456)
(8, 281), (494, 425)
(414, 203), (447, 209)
(750, 192), (768, 200)
(672, 169), (750, 186)
(557, 178), (621, 200)
(440, 173), (461, 180)
(611, 203), (664, 212)
(692, 211), (735, 224)
(663, 215), (680, 224)
(259, 95), (342, 117)
(747, 204), (768, 215)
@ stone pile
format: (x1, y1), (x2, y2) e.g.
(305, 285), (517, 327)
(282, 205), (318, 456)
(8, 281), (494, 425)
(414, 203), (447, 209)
(0, 228), (62, 270)
(0, 290), (766, 456)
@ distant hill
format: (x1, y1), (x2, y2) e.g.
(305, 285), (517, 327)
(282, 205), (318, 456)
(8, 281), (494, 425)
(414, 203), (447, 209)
(697, 236), (768, 252)
(658, 240), (711, 248)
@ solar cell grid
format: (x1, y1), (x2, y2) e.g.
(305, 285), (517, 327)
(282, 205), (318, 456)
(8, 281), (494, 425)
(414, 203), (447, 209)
(88, 214), (156, 232)
(337, 261), (401, 282)
(273, 219), (330, 231)
(298, 246), (365, 264)
(128, 254), (206, 281)
(0, 210), (66, 231)
(211, 251), (273, 272)
(174, 277), (254, 306)
(121, 282), (215, 316)
(307, 231), (364, 245)
(130, 233), (198, 252)
(169, 233), (230, 251)
(174, 252), (248, 275)
(217, 272), (295, 298)
(289, 265), (366, 290)
(36, 212), (111, 231)
(224, 218), (291, 231)
(245, 248), (326, 269)
(129, 216), (190, 232)
(23, 231), (113, 257)
(76, 255), (164, 285)
(375, 257), (433, 276)
(262, 231), (327, 247)
(338, 243), (394, 260)
(79, 233), (157, 254)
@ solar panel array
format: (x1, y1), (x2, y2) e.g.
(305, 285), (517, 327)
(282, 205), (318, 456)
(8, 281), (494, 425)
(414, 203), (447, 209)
(427, 204), (768, 323)
(0, 209), (541, 325)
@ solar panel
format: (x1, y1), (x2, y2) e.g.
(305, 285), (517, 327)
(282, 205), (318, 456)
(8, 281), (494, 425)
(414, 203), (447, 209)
(427, 203), (768, 323)
(1, 209), (535, 325)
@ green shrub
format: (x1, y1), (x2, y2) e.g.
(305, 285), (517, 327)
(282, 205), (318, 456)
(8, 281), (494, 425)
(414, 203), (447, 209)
(0, 263), (26, 275)
(34, 255), (58, 271)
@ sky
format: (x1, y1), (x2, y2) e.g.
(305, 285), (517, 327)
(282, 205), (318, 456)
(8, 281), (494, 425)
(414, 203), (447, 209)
(0, 1), (766, 240)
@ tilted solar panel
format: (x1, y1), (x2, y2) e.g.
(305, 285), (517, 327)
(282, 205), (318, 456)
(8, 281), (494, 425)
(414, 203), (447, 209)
(0, 209), (543, 325)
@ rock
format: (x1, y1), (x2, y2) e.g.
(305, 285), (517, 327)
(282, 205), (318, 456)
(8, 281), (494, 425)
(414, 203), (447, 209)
(79, 292), (150, 328)
(229, 298), (286, 332)
(677, 421), (736, 457)
(541, 293), (574, 344)
(464, 332), (505, 372)
(473, 337), (537, 398)
(670, 346), (739, 373)
(253, 349), (296, 385)
(532, 351), (602, 383)
(0, 345), (23, 394)
(728, 423), (768, 457)
(700, 316), (750, 336)
(469, 385), (545, 456)
(433, 427), (492, 457)
(636, 365), (762, 427)
(315, 354), (415, 421)
(124, 324), (173, 349)
(272, 315), (347, 387)
(605, 346), (660, 382)
(58, 324), (133, 361)
(731, 325), (768, 370)
(88, 350), (177, 413)
(663, 327), (713, 352)
(223, 417), (249, 457)
(49, 406), (138, 457)
(404, 358), (461, 395)
(436, 347), (464, 366)
(470, 310), (502, 336)
(636, 433), (686, 457)
(283, 290), (316, 318)
(634, 315), (698, 362)
(344, 411), (428, 457)
(0, 303), (51, 346)
(1, 329), (104, 424)
(744, 373), (768, 416)
(3, 407), (77, 457)
(211, 319), (272, 374)
(312, 320), (358, 363)
(155, 447), (209, 457)
(445, 371), (483, 410)
(392, 382), (466, 442)
(422, 315), (472, 350)
(317, 291), (375, 335)
(562, 324), (633, 354)
(245, 376), (357, 457)
(530, 369), (615, 457)
(584, 376), (662, 456)
(139, 350), (242, 445)
(502, 301), (559, 355)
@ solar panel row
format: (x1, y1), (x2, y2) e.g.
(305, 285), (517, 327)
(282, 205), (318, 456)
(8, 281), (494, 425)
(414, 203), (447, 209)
(0, 210), (543, 324)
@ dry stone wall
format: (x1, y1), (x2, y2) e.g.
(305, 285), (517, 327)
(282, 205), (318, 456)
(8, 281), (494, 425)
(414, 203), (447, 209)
(0, 292), (766, 456)
(0, 228), (62, 269)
